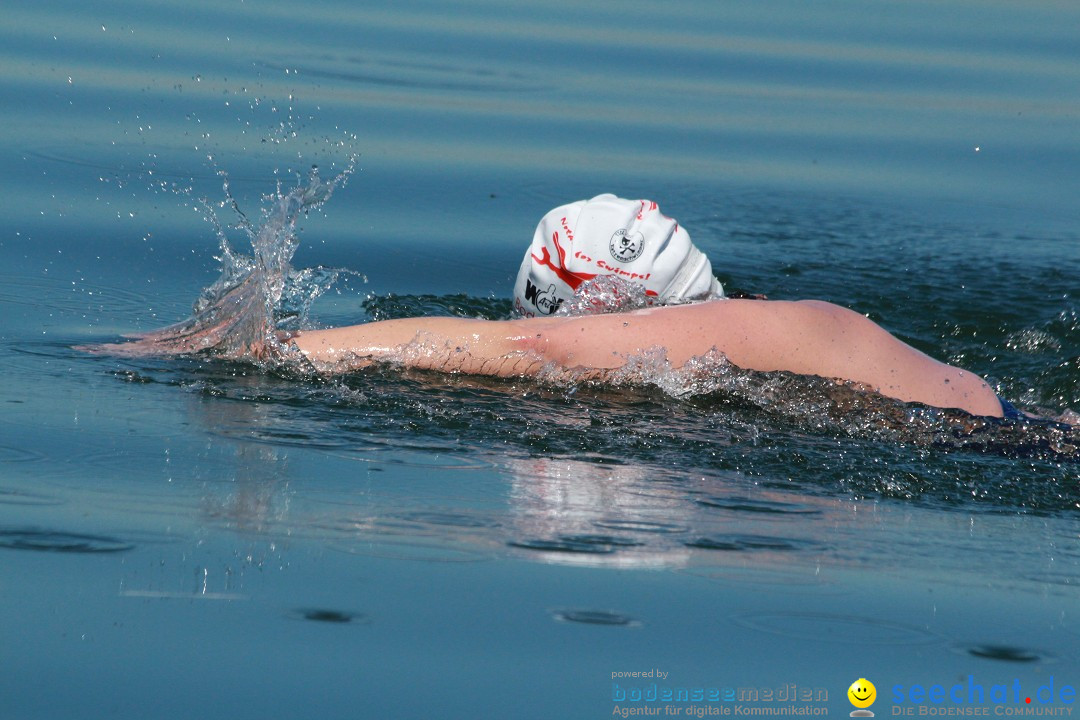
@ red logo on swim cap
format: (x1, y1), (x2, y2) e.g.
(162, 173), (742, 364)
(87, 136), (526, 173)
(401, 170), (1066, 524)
(532, 231), (597, 290)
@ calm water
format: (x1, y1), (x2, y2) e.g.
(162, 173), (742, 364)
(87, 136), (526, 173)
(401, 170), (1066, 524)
(2, 0), (1079, 718)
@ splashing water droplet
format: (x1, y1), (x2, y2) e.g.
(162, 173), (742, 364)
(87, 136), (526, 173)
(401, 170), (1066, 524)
(87, 158), (358, 364)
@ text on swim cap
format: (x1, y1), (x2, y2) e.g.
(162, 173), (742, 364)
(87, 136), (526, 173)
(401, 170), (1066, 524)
(571, 250), (652, 281)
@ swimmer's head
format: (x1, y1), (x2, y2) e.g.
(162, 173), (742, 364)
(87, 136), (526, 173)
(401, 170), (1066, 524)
(512, 193), (723, 317)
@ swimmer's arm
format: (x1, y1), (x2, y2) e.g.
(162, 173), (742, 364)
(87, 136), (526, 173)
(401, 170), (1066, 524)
(290, 317), (550, 376)
(291, 301), (1004, 417)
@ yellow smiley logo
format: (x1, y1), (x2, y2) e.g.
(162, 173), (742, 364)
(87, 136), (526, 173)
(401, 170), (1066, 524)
(848, 678), (877, 709)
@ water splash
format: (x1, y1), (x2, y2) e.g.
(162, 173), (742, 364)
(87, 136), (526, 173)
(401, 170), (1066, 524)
(555, 276), (654, 316)
(88, 162), (355, 361)
(554, 274), (723, 317)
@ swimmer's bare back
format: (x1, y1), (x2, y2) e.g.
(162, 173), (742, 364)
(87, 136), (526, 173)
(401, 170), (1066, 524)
(291, 299), (1004, 418)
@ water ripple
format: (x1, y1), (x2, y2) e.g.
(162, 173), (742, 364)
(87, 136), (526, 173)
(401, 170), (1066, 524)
(509, 538), (617, 555)
(328, 539), (491, 564)
(386, 510), (502, 530)
(287, 608), (369, 625)
(0, 445), (45, 464)
(679, 567), (838, 592)
(0, 527), (134, 553)
(965, 644), (1043, 663)
(0, 487), (64, 506)
(695, 496), (822, 515)
(256, 52), (548, 94)
(0, 272), (157, 319)
(592, 519), (689, 534)
(552, 609), (641, 627)
(732, 612), (940, 646)
(684, 534), (814, 552)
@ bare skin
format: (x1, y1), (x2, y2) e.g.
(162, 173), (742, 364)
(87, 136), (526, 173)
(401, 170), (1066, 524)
(291, 299), (1004, 418)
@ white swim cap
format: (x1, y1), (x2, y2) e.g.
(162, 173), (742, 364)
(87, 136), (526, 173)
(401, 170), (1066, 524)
(512, 194), (722, 317)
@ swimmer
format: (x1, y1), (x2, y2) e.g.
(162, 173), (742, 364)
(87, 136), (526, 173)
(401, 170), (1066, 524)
(288, 194), (1007, 418)
(98, 193), (1020, 419)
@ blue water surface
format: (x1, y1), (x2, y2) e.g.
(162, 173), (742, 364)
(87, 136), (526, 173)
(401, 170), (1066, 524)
(2, 0), (1079, 718)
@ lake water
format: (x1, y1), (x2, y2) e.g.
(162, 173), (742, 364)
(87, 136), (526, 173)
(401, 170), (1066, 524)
(2, 0), (1079, 718)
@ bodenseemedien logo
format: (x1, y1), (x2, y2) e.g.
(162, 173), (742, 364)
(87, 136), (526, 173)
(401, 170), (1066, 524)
(849, 678), (877, 717)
